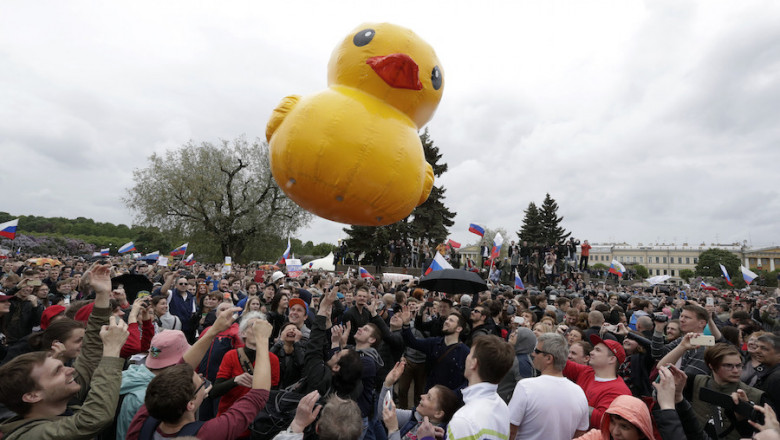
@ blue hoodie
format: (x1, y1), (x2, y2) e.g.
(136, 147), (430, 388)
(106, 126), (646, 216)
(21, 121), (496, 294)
(116, 364), (155, 440)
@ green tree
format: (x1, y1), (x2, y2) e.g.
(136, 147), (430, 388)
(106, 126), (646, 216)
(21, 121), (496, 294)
(517, 202), (542, 244)
(634, 264), (649, 279)
(125, 136), (311, 262)
(344, 129), (455, 261)
(679, 269), (695, 282)
(538, 193), (571, 245)
(695, 248), (743, 287)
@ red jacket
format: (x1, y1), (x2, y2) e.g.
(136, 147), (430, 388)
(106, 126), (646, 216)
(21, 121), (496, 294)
(216, 348), (280, 415)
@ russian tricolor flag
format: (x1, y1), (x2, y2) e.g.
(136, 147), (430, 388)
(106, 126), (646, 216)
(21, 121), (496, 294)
(514, 270), (525, 290)
(447, 239), (461, 249)
(359, 266), (374, 279)
(100, 248), (110, 256)
(171, 243), (188, 256)
(719, 264), (733, 286)
(278, 238), (291, 265)
(184, 253), (196, 266)
(118, 241), (136, 253)
(0, 219), (19, 240)
(424, 252), (453, 275)
(609, 259), (626, 277)
(490, 233), (504, 260)
(741, 265), (758, 285)
(468, 223), (485, 237)
(700, 281), (718, 291)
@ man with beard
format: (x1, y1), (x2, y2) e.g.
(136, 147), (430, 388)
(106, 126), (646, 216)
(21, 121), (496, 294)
(400, 306), (469, 391)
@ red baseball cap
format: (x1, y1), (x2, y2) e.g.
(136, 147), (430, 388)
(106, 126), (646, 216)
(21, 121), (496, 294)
(41, 305), (66, 330)
(288, 297), (308, 314)
(589, 334), (626, 365)
(0, 293), (12, 302)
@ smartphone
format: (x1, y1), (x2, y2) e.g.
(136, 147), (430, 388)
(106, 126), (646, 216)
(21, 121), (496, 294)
(706, 297), (714, 306)
(383, 392), (393, 409)
(689, 335), (715, 346)
(513, 316), (525, 325)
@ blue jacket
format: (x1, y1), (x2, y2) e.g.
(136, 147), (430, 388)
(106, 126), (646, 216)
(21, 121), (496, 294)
(116, 364), (155, 440)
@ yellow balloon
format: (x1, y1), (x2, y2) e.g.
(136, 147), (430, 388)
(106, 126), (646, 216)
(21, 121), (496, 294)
(266, 23), (444, 226)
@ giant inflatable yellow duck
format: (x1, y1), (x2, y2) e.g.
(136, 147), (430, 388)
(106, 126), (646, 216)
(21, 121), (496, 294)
(266, 23), (444, 226)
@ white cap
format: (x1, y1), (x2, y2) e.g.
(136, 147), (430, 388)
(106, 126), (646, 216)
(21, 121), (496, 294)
(270, 271), (285, 283)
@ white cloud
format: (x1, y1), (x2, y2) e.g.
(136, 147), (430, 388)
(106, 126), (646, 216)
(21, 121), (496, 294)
(1, 0), (778, 251)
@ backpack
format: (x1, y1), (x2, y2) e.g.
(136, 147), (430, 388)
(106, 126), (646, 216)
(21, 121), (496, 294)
(139, 415), (205, 439)
(249, 379), (324, 440)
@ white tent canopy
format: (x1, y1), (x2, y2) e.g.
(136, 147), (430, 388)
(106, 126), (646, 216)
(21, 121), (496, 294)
(305, 252), (336, 271)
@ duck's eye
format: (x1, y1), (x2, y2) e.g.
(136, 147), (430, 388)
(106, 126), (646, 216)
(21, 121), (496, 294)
(353, 29), (375, 47)
(431, 66), (442, 90)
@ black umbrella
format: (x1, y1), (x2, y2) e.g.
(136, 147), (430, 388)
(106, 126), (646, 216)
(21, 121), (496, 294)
(112, 274), (154, 304)
(418, 269), (487, 295)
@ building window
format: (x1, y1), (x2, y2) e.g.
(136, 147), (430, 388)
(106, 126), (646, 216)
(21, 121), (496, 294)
(640, 257), (643, 263)
(678, 257), (683, 264)
(671, 269), (675, 276)
(663, 269), (667, 275)
(663, 257), (667, 264)
(656, 257), (660, 263)
(686, 257), (690, 264)
(694, 258), (698, 264)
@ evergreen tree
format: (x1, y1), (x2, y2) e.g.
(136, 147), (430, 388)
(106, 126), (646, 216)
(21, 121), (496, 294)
(344, 129), (455, 261)
(538, 193), (570, 245)
(517, 202), (542, 244)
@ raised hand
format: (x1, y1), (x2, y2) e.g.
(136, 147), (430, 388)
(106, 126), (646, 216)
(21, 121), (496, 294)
(290, 390), (322, 433)
(100, 316), (130, 357)
(384, 359), (406, 387)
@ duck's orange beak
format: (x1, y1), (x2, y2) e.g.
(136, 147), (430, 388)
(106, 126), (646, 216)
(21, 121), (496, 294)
(366, 54), (422, 90)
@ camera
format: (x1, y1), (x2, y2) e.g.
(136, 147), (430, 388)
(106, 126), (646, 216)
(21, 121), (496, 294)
(652, 313), (668, 323)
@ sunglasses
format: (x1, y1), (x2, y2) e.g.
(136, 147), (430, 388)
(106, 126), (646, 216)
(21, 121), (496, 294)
(533, 348), (552, 356)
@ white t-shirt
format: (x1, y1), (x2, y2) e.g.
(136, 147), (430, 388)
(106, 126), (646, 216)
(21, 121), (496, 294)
(508, 375), (589, 440)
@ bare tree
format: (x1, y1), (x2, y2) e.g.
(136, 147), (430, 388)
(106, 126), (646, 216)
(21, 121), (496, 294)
(125, 136), (311, 260)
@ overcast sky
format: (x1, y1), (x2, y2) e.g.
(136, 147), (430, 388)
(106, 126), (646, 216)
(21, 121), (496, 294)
(2, 1), (779, 251)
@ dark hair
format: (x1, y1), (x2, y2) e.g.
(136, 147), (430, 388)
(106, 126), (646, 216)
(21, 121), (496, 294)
(151, 296), (168, 307)
(364, 323), (382, 348)
(271, 292), (289, 313)
(333, 349), (363, 396)
(470, 335), (514, 384)
(448, 312), (466, 332)
(720, 326), (741, 347)
(145, 364), (197, 423)
(30, 318), (84, 353)
(431, 385), (460, 423)
(0, 351), (49, 415)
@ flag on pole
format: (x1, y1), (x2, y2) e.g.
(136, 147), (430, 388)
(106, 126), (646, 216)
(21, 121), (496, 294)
(0, 219), (19, 240)
(100, 248), (109, 256)
(278, 238), (291, 265)
(719, 264), (733, 286)
(171, 243), (188, 256)
(447, 239), (461, 249)
(740, 265), (758, 285)
(184, 253), (196, 266)
(490, 233), (503, 260)
(118, 242), (136, 253)
(514, 270), (525, 290)
(424, 252), (453, 275)
(465, 257), (479, 273)
(358, 266), (375, 279)
(468, 223), (485, 237)
(609, 259), (626, 277)
(144, 251), (160, 260)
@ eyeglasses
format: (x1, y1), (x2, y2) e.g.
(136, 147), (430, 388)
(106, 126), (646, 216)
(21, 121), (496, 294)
(178, 282), (188, 285)
(533, 348), (552, 356)
(194, 375), (211, 396)
(720, 363), (743, 370)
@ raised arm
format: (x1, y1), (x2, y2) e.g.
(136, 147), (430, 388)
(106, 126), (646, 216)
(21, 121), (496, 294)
(183, 306), (241, 369)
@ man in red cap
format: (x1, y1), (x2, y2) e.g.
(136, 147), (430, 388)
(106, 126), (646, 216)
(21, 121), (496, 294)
(563, 334), (631, 428)
(39, 305), (66, 330)
(287, 297), (311, 342)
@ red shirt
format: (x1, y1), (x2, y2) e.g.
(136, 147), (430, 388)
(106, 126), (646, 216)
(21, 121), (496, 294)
(563, 360), (631, 428)
(581, 243), (592, 257)
(216, 348), (280, 415)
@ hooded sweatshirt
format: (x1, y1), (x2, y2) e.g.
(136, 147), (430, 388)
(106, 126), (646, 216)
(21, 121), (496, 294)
(116, 363), (156, 440)
(514, 327), (537, 378)
(578, 394), (655, 440)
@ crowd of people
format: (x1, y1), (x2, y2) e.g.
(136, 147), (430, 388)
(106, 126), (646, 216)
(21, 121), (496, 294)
(0, 254), (778, 440)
